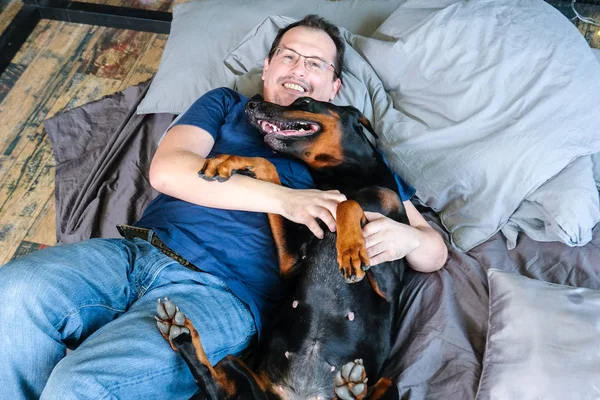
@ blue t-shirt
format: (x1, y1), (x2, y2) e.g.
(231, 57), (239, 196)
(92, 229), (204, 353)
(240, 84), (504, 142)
(135, 88), (415, 334)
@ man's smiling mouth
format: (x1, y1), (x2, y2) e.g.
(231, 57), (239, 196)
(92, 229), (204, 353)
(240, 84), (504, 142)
(283, 82), (306, 93)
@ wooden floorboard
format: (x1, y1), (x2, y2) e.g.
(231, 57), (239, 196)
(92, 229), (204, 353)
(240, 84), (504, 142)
(0, 3), (171, 262)
(0, 0), (22, 36)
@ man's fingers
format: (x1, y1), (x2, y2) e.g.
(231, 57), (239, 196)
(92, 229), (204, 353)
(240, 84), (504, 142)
(362, 219), (384, 238)
(317, 208), (337, 233)
(364, 211), (384, 221)
(366, 241), (386, 259)
(305, 217), (324, 239)
(368, 253), (388, 267)
(326, 191), (347, 203)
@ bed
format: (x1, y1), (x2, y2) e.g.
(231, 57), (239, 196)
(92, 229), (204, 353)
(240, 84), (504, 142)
(43, 0), (600, 398)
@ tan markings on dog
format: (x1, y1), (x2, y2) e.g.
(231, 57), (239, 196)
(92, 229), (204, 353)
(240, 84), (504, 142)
(258, 371), (282, 396)
(366, 271), (388, 300)
(377, 187), (402, 215)
(281, 110), (344, 169)
(268, 214), (298, 277)
(335, 200), (369, 282)
(182, 319), (218, 377)
(218, 355), (271, 397)
(368, 377), (395, 400)
(358, 115), (371, 128)
(182, 319), (240, 397)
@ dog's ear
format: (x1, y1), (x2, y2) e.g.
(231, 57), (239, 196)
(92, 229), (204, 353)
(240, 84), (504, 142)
(347, 107), (378, 143)
(357, 114), (378, 139)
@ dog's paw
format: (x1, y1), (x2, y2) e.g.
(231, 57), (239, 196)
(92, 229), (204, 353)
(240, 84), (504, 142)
(334, 359), (368, 400)
(155, 298), (190, 351)
(337, 239), (369, 284)
(199, 154), (256, 182)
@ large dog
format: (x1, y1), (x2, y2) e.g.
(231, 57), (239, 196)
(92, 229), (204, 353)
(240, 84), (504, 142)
(155, 96), (407, 400)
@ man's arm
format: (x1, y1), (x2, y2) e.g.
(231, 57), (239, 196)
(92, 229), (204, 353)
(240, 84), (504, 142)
(362, 201), (448, 272)
(149, 124), (346, 238)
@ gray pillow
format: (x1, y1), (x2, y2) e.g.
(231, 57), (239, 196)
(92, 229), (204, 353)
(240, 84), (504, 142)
(356, 0), (600, 251)
(501, 156), (600, 249)
(477, 269), (600, 400)
(136, 0), (403, 115)
(593, 48), (600, 63)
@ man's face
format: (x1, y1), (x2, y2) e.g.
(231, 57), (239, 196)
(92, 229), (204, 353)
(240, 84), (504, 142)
(262, 26), (342, 106)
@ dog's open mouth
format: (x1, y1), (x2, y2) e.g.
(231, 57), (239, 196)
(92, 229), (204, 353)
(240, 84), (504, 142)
(258, 119), (320, 137)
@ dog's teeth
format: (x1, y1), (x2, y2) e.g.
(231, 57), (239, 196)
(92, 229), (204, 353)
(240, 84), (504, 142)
(285, 351), (290, 359)
(347, 312), (355, 321)
(292, 300), (299, 308)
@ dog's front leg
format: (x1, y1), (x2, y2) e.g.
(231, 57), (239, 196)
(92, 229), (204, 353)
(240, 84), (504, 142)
(199, 154), (299, 277)
(335, 200), (369, 283)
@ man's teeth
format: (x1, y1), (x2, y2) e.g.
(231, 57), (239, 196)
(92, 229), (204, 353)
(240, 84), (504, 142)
(284, 83), (305, 92)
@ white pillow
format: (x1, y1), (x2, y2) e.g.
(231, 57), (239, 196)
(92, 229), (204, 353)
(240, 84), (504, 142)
(357, 0), (600, 251)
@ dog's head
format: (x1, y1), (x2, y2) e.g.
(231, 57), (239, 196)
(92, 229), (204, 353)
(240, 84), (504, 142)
(245, 95), (378, 172)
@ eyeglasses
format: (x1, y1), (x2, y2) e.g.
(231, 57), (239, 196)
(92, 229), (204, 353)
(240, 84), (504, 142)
(274, 47), (337, 76)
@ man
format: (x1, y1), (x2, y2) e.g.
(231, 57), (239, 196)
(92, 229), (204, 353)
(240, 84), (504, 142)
(0, 15), (446, 399)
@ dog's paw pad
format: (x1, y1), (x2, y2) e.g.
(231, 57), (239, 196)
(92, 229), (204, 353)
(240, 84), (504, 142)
(155, 298), (190, 340)
(334, 359), (367, 399)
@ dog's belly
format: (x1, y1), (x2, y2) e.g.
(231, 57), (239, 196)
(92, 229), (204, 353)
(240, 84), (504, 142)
(259, 234), (395, 399)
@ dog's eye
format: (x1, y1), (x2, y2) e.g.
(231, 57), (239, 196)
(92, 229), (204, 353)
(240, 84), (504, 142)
(298, 98), (311, 106)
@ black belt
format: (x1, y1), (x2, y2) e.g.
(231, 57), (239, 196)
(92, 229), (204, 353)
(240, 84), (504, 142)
(116, 224), (200, 272)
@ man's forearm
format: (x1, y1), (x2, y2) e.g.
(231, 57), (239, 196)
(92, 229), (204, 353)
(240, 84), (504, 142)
(405, 226), (448, 273)
(149, 149), (288, 215)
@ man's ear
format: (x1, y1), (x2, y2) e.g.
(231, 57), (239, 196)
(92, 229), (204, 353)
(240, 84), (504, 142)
(329, 78), (342, 101)
(261, 58), (270, 80)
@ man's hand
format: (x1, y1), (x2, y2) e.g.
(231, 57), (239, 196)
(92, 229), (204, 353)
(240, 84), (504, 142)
(362, 211), (420, 266)
(279, 188), (346, 238)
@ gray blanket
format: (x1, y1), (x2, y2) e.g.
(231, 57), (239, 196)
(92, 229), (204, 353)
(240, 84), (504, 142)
(44, 83), (600, 399)
(45, 81), (174, 243)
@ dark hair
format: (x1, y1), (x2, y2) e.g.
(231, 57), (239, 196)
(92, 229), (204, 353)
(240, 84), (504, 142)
(267, 14), (345, 81)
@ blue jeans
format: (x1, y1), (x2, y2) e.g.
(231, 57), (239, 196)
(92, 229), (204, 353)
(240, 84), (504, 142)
(0, 238), (256, 399)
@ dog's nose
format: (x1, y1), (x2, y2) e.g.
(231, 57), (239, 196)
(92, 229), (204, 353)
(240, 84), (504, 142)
(247, 99), (260, 110)
(247, 94), (263, 110)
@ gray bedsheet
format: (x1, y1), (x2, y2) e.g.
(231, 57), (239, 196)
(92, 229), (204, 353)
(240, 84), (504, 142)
(44, 83), (600, 399)
(45, 81), (174, 243)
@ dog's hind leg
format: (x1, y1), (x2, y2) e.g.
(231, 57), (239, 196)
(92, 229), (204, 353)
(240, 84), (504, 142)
(156, 298), (270, 400)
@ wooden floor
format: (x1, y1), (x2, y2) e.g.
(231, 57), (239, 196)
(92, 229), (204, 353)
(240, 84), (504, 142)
(0, 0), (599, 264)
(0, 0), (179, 263)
